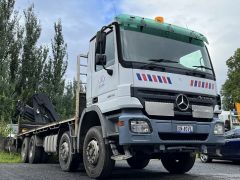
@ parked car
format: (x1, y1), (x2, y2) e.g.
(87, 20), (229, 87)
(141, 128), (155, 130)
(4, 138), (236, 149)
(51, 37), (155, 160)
(200, 127), (240, 163)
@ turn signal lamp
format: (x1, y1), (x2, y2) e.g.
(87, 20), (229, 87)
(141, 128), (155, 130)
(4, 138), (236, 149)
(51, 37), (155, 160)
(116, 121), (124, 127)
(155, 16), (164, 23)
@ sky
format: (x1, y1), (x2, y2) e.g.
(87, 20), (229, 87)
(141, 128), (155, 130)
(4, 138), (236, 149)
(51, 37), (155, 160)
(15, 0), (240, 91)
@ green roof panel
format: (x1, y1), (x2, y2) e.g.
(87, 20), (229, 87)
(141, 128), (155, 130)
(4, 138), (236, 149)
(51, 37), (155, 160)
(115, 14), (208, 44)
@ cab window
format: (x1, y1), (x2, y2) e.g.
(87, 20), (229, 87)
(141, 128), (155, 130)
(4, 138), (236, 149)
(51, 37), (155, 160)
(180, 50), (204, 70)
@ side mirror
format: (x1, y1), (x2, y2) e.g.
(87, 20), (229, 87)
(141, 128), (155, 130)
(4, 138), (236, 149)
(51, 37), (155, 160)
(95, 31), (106, 54)
(96, 54), (107, 65)
(95, 29), (113, 76)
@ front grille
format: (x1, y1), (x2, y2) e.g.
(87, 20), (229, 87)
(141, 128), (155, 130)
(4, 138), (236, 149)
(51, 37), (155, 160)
(132, 88), (215, 106)
(131, 87), (216, 121)
(159, 133), (209, 141)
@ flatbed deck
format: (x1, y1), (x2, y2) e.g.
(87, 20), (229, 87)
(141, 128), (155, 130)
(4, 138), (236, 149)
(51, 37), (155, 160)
(18, 118), (75, 136)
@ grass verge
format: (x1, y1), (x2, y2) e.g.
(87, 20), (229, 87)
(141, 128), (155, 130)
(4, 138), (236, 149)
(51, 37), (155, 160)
(0, 151), (21, 163)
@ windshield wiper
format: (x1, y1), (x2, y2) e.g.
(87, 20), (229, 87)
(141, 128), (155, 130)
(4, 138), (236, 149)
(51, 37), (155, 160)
(149, 58), (179, 64)
(192, 65), (213, 71)
(140, 58), (178, 70)
(190, 65), (213, 78)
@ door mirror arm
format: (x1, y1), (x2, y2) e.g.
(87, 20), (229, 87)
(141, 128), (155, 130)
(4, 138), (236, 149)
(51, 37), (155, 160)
(103, 65), (113, 76)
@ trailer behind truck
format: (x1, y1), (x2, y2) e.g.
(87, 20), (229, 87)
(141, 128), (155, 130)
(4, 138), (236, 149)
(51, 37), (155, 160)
(17, 14), (225, 179)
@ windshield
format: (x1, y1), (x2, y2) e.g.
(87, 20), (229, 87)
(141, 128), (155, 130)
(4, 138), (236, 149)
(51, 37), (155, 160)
(120, 29), (213, 75)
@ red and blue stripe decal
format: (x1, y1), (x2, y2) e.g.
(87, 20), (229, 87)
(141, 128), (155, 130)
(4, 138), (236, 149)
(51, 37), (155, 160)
(136, 73), (172, 84)
(190, 80), (214, 90)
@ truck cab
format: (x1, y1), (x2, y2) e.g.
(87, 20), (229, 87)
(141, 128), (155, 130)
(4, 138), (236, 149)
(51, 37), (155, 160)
(86, 14), (224, 144)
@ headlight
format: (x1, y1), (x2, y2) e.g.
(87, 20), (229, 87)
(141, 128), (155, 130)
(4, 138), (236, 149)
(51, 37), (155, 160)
(130, 120), (151, 134)
(214, 123), (224, 135)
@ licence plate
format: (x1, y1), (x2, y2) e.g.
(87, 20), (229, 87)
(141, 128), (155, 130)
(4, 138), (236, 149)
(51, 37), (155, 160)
(177, 125), (193, 133)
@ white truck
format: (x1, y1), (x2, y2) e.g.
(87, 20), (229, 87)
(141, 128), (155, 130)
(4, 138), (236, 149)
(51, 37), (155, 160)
(17, 14), (225, 179)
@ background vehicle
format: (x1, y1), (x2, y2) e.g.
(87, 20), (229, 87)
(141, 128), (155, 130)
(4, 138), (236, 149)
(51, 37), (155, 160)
(200, 110), (240, 163)
(16, 14), (224, 179)
(7, 124), (19, 138)
(0, 124), (19, 152)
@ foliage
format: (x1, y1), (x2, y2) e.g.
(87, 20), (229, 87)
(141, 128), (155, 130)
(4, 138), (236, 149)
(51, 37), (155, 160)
(0, 151), (21, 163)
(0, 0), (77, 122)
(17, 5), (48, 101)
(0, 120), (11, 137)
(0, 0), (22, 122)
(41, 20), (68, 116)
(221, 48), (240, 110)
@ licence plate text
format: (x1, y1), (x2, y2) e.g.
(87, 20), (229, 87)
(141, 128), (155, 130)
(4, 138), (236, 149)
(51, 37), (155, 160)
(177, 125), (193, 133)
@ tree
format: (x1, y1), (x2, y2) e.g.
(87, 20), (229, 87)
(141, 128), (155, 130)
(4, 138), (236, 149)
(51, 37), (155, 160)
(51, 20), (68, 101)
(61, 81), (74, 118)
(0, 1), (71, 122)
(41, 20), (68, 117)
(17, 5), (48, 100)
(221, 48), (240, 110)
(0, 0), (22, 121)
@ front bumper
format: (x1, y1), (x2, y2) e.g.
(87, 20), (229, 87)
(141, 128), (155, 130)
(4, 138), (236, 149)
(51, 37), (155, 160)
(118, 112), (225, 146)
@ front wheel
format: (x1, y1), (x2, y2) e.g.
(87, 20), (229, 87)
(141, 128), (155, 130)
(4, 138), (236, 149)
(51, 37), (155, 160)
(127, 156), (150, 169)
(83, 126), (115, 179)
(161, 152), (196, 174)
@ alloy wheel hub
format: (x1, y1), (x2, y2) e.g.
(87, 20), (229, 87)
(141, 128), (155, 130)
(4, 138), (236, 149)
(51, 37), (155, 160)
(60, 142), (69, 162)
(86, 139), (100, 165)
(200, 154), (208, 162)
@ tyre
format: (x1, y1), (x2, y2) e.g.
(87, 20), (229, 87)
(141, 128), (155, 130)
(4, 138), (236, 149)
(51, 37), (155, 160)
(28, 136), (42, 164)
(83, 126), (115, 179)
(127, 156), (150, 169)
(200, 153), (212, 163)
(59, 132), (81, 171)
(161, 152), (196, 174)
(21, 137), (30, 163)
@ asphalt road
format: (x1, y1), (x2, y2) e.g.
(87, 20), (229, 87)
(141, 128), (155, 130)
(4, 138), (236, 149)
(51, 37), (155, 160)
(0, 159), (240, 180)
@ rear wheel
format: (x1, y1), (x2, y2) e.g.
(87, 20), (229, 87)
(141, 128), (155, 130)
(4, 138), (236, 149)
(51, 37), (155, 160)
(21, 137), (30, 163)
(28, 136), (42, 164)
(161, 152), (196, 174)
(200, 154), (212, 163)
(127, 156), (150, 169)
(59, 132), (81, 171)
(83, 126), (115, 179)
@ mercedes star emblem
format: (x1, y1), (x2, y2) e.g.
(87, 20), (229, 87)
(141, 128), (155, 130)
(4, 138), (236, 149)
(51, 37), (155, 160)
(176, 94), (189, 111)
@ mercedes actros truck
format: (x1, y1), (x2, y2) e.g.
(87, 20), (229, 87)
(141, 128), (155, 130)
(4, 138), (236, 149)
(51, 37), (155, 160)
(17, 14), (225, 179)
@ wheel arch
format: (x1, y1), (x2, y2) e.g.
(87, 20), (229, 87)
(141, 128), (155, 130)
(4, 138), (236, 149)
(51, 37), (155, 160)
(77, 105), (106, 153)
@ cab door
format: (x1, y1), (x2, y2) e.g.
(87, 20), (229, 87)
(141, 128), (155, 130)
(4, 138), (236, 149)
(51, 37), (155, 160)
(90, 27), (118, 108)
